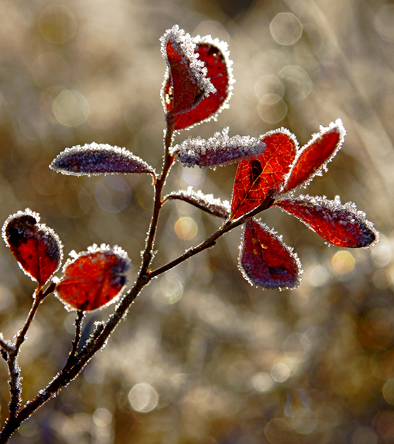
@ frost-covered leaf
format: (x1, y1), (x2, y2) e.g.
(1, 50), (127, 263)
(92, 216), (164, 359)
(163, 33), (234, 131)
(231, 129), (297, 219)
(275, 195), (379, 248)
(55, 244), (131, 311)
(239, 218), (302, 289)
(160, 25), (216, 118)
(50, 143), (155, 176)
(2, 209), (63, 287)
(283, 119), (346, 193)
(174, 128), (266, 168)
(166, 187), (230, 219)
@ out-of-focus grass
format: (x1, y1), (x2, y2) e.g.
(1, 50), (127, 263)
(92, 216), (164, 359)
(0, 0), (394, 443)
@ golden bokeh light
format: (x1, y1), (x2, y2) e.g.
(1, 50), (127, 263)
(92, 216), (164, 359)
(174, 217), (198, 240)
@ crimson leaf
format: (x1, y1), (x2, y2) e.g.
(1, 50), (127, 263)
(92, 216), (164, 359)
(283, 119), (346, 193)
(239, 218), (302, 289)
(162, 33), (233, 131)
(2, 209), (63, 288)
(160, 25), (216, 119)
(275, 195), (379, 248)
(231, 129), (297, 219)
(55, 244), (131, 311)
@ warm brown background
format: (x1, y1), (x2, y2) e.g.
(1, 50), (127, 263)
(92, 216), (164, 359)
(0, 0), (393, 442)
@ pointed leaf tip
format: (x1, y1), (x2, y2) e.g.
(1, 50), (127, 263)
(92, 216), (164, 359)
(2, 209), (63, 287)
(284, 119), (346, 193)
(239, 219), (302, 290)
(275, 195), (379, 248)
(55, 244), (131, 311)
(231, 129), (297, 219)
(50, 143), (155, 176)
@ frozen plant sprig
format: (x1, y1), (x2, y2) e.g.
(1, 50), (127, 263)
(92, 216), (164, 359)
(0, 24), (379, 442)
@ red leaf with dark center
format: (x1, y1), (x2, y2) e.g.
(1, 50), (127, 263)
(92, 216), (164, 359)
(165, 40), (233, 131)
(275, 195), (379, 248)
(284, 119), (346, 193)
(2, 209), (63, 287)
(55, 245), (131, 311)
(231, 130), (297, 219)
(239, 219), (302, 289)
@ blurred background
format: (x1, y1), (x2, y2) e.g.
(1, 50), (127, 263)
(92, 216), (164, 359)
(0, 0), (394, 442)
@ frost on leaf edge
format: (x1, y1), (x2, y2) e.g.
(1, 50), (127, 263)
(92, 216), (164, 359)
(238, 218), (303, 291)
(165, 187), (230, 219)
(2, 208), (64, 285)
(50, 143), (155, 176)
(173, 127), (266, 168)
(54, 243), (132, 312)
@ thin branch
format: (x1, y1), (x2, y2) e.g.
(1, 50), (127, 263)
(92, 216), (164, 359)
(141, 117), (175, 275)
(14, 292), (43, 350)
(5, 291), (43, 423)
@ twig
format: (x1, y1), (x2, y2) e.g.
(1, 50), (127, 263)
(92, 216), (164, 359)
(66, 311), (85, 366)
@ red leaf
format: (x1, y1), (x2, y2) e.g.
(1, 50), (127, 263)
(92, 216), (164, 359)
(283, 119), (346, 193)
(55, 244), (131, 311)
(50, 143), (155, 176)
(163, 36), (233, 131)
(161, 26), (216, 119)
(239, 219), (302, 289)
(275, 195), (379, 248)
(2, 209), (63, 287)
(231, 130), (297, 219)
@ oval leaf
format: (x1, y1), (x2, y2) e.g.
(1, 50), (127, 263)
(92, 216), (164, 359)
(275, 195), (379, 248)
(50, 143), (155, 176)
(174, 128), (266, 168)
(161, 25), (216, 118)
(164, 36), (234, 131)
(231, 129), (297, 219)
(55, 244), (131, 311)
(283, 119), (346, 193)
(239, 219), (302, 289)
(2, 209), (63, 287)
